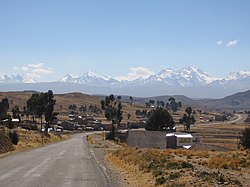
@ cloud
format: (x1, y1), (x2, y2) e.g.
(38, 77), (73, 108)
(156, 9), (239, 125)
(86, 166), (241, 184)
(226, 40), (238, 47)
(216, 40), (223, 45)
(15, 63), (54, 79)
(116, 67), (154, 81)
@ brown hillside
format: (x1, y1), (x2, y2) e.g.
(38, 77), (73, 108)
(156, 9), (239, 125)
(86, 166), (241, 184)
(0, 91), (144, 121)
(0, 91), (100, 111)
(0, 132), (14, 154)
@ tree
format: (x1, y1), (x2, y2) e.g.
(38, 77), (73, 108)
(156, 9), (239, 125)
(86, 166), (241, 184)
(149, 100), (155, 106)
(197, 109), (202, 116)
(9, 131), (19, 145)
(185, 107), (192, 116)
(240, 127), (250, 149)
(145, 102), (151, 108)
(168, 97), (181, 112)
(180, 107), (196, 132)
(117, 96), (122, 101)
(26, 90), (57, 133)
(79, 105), (87, 113)
(7, 115), (14, 129)
(157, 100), (160, 107)
(178, 101), (182, 108)
(145, 108), (174, 131)
(0, 98), (9, 120)
(127, 113), (131, 120)
(100, 94), (123, 140)
(44, 90), (57, 133)
(27, 92), (44, 127)
(12, 105), (20, 119)
(135, 110), (142, 116)
(160, 101), (165, 107)
(129, 96), (133, 105)
(68, 104), (77, 111)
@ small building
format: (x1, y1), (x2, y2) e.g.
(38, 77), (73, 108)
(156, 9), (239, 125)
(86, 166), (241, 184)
(166, 133), (193, 149)
(58, 121), (76, 131)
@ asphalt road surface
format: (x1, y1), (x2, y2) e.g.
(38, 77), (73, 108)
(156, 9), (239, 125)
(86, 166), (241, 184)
(0, 133), (112, 187)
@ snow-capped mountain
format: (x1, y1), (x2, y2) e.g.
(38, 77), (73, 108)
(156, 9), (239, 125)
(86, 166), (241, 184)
(1, 66), (250, 98)
(58, 66), (250, 88)
(0, 74), (36, 83)
(55, 66), (250, 98)
(59, 71), (119, 86)
(145, 66), (217, 86)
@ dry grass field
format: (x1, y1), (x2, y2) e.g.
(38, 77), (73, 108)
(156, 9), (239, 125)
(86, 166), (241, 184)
(190, 123), (248, 150)
(0, 128), (69, 157)
(107, 147), (250, 187)
(86, 133), (250, 187)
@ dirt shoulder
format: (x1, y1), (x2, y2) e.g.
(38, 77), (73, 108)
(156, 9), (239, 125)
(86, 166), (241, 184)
(86, 133), (128, 187)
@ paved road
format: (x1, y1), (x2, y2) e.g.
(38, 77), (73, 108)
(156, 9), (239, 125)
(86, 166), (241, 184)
(0, 133), (111, 187)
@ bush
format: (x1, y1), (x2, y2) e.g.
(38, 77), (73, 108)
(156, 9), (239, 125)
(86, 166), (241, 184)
(169, 172), (181, 180)
(240, 127), (250, 149)
(152, 169), (163, 177)
(180, 161), (193, 169)
(155, 176), (166, 185)
(9, 131), (19, 145)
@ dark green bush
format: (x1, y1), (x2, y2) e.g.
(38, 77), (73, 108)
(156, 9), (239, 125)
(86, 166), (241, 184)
(155, 176), (166, 185)
(169, 172), (181, 180)
(240, 127), (250, 149)
(180, 161), (193, 169)
(9, 131), (19, 145)
(152, 169), (163, 177)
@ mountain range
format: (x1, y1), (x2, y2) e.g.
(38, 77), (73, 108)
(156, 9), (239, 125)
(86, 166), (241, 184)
(0, 66), (250, 98)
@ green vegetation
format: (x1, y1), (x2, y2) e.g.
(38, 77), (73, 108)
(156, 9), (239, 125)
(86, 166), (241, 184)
(9, 131), (19, 145)
(26, 90), (57, 133)
(145, 107), (174, 131)
(100, 94), (123, 140)
(240, 127), (250, 149)
(179, 106), (196, 132)
(0, 98), (9, 120)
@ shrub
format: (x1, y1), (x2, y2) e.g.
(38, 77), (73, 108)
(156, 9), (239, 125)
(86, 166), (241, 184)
(240, 127), (250, 149)
(9, 131), (19, 145)
(155, 176), (166, 185)
(180, 161), (193, 169)
(152, 169), (163, 177)
(169, 172), (181, 180)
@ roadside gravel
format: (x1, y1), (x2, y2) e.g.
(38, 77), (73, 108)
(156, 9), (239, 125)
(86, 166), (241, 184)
(86, 133), (127, 187)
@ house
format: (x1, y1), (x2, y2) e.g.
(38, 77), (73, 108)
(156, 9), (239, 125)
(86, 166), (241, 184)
(69, 116), (87, 125)
(166, 133), (193, 149)
(57, 121), (76, 131)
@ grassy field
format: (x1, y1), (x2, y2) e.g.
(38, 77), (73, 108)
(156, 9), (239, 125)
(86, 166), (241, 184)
(106, 147), (250, 186)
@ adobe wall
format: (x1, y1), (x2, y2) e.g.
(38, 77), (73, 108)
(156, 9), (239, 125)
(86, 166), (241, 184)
(127, 130), (166, 149)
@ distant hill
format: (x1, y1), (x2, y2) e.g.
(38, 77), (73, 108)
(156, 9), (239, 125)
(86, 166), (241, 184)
(95, 94), (203, 109)
(1, 90), (250, 113)
(134, 95), (203, 108)
(0, 91), (101, 112)
(198, 90), (250, 111)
